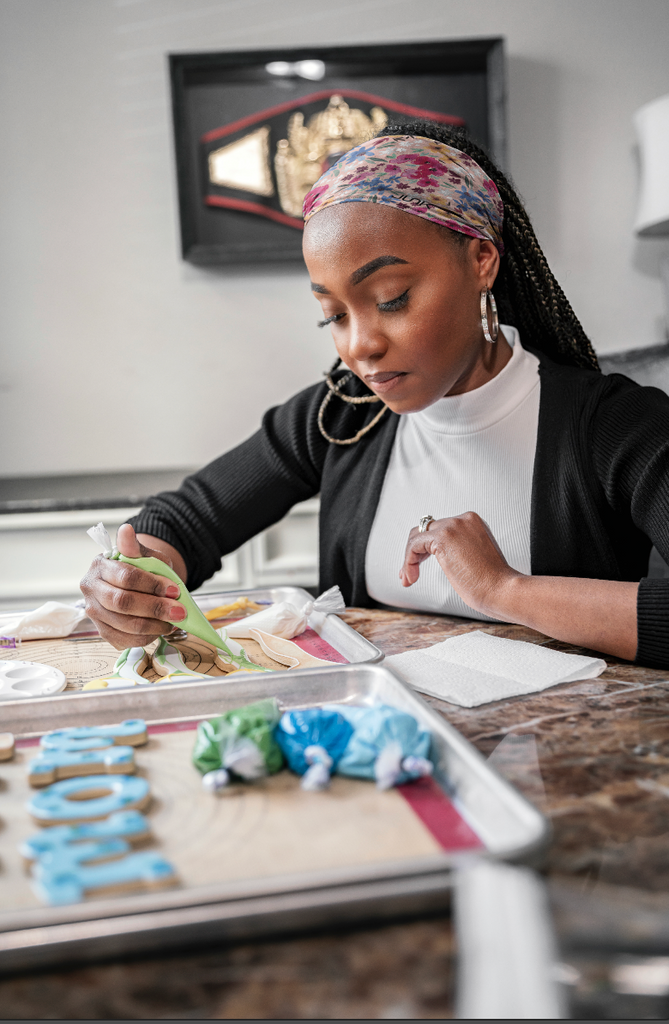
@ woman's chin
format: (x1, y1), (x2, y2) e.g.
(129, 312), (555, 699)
(383, 393), (441, 415)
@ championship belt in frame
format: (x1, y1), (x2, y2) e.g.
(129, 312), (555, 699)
(201, 90), (465, 230)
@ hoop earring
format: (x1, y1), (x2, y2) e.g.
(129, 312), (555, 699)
(480, 289), (499, 344)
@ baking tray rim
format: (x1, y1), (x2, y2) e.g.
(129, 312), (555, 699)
(193, 584), (384, 663)
(0, 870), (456, 976)
(0, 852), (468, 936)
(0, 586), (383, 698)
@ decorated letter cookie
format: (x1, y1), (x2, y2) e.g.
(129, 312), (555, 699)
(32, 850), (177, 905)
(28, 746), (135, 787)
(41, 718), (148, 751)
(28, 774), (150, 825)
(0, 732), (15, 761)
(22, 702), (177, 905)
(83, 648), (152, 690)
(152, 634), (238, 678)
(21, 809), (151, 865)
(22, 807), (174, 905)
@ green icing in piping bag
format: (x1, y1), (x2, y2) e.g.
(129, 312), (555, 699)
(86, 524), (266, 667)
(116, 554), (236, 654)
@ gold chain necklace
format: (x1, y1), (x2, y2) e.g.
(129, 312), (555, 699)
(317, 365), (388, 446)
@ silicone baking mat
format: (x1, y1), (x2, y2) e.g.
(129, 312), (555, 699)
(0, 587), (375, 693)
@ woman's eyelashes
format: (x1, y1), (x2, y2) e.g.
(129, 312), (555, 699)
(378, 289), (409, 313)
(317, 312), (346, 329)
(317, 290), (409, 327)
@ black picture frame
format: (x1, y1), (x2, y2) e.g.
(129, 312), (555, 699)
(169, 38), (506, 266)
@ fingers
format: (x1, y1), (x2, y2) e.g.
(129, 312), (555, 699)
(400, 529), (436, 588)
(95, 576), (185, 627)
(117, 523), (142, 559)
(398, 512), (497, 589)
(90, 614), (162, 652)
(398, 511), (515, 613)
(116, 524), (176, 581)
(81, 589), (181, 650)
(80, 554), (186, 648)
(95, 556), (178, 599)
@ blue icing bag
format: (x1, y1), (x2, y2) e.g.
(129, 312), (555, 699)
(276, 708), (354, 790)
(28, 774), (150, 824)
(32, 850), (177, 905)
(323, 704), (433, 790)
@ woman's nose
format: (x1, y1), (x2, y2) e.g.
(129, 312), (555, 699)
(344, 317), (388, 364)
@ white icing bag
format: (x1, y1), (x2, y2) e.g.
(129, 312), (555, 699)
(87, 521), (118, 559)
(0, 602), (89, 641)
(225, 585), (345, 640)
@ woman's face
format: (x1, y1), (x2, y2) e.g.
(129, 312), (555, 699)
(303, 202), (506, 414)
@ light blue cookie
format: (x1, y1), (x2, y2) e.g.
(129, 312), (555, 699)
(21, 810), (151, 863)
(32, 850), (177, 905)
(28, 774), (150, 824)
(27, 746), (135, 786)
(41, 719), (147, 752)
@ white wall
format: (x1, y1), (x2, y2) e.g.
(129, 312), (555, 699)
(1, 0), (668, 478)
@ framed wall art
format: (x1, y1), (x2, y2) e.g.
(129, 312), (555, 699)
(169, 38), (506, 265)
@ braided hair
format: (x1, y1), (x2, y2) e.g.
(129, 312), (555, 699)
(377, 122), (599, 372)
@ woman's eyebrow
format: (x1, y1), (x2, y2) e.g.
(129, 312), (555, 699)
(310, 255), (408, 293)
(351, 255), (408, 285)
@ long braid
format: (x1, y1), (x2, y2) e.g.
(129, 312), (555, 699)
(378, 122), (600, 371)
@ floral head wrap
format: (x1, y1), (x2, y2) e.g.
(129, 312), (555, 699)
(303, 135), (504, 255)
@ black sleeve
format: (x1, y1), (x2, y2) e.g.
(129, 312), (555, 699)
(592, 375), (669, 667)
(129, 381), (329, 590)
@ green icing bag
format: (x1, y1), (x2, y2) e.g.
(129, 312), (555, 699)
(116, 554), (234, 653)
(192, 698), (284, 778)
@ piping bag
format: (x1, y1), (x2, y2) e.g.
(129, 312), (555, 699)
(226, 586), (345, 640)
(276, 707), (354, 791)
(0, 602), (88, 641)
(324, 704), (434, 790)
(87, 523), (265, 666)
(192, 698), (284, 793)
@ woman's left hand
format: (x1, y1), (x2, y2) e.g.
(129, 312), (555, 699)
(399, 511), (518, 617)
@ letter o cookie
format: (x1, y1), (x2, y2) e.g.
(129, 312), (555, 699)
(28, 774), (150, 826)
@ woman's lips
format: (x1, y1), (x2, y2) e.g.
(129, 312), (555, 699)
(365, 371), (407, 394)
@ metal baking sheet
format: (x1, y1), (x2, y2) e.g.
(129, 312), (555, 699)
(0, 586), (383, 699)
(0, 663), (549, 972)
(192, 586), (383, 665)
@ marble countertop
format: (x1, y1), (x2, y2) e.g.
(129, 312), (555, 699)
(3, 607), (667, 1019)
(341, 609), (669, 895)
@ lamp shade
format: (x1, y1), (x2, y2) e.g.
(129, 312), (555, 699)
(634, 94), (669, 237)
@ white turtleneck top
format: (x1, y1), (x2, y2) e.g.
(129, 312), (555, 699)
(364, 327), (540, 620)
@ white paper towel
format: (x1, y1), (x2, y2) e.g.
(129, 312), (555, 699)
(385, 630), (607, 707)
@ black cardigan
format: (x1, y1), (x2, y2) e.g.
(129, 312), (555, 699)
(131, 352), (669, 668)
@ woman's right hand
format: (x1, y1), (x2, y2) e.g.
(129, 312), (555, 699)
(80, 523), (188, 650)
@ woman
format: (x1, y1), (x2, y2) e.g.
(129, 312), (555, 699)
(81, 122), (669, 667)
